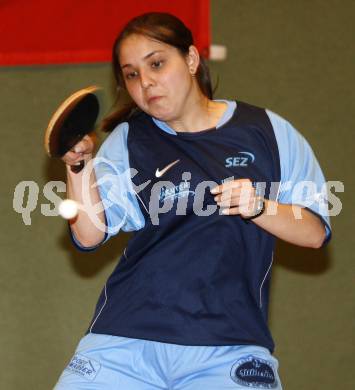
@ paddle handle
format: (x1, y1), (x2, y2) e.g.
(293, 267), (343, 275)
(70, 160), (85, 173)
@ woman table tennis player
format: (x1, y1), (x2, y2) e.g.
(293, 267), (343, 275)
(55, 12), (331, 390)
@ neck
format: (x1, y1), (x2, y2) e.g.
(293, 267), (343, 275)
(165, 84), (227, 133)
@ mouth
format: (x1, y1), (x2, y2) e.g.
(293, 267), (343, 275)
(147, 96), (162, 104)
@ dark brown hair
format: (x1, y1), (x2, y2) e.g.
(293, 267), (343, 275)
(101, 12), (213, 132)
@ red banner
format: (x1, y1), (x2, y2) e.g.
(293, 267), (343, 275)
(0, 0), (210, 66)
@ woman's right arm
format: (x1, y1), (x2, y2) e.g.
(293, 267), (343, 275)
(63, 135), (106, 247)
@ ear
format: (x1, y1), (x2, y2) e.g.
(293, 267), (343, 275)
(186, 45), (200, 75)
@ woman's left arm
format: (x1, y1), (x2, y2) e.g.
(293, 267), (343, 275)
(212, 110), (332, 249)
(211, 179), (327, 248)
(250, 200), (326, 248)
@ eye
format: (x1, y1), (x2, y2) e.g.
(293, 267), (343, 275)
(151, 60), (164, 69)
(125, 71), (138, 80)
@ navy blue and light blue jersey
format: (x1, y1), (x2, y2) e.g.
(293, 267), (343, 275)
(71, 100), (331, 353)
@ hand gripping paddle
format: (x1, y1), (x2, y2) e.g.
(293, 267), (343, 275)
(44, 86), (100, 173)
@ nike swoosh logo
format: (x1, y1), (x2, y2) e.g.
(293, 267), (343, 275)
(155, 159), (180, 178)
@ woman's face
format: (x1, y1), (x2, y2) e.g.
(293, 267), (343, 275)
(118, 34), (197, 122)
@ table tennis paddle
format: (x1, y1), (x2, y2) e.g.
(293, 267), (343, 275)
(44, 85), (100, 173)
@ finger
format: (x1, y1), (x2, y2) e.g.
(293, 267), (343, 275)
(66, 150), (82, 158)
(211, 179), (252, 195)
(221, 206), (241, 215)
(215, 185), (255, 203)
(73, 142), (86, 154)
(62, 151), (84, 166)
(217, 199), (239, 208)
(87, 132), (97, 144)
(215, 191), (240, 202)
(217, 197), (253, 209)
(215, 193), (240, 205)
(82, 134), (95, 147)
(211, 181), (240, 195)
(73, 137), (94, 154)
(65, 150), (83, 160)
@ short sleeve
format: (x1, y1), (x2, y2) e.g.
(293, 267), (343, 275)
(70, 122), (145, 251)
(266, 110), (332, 245)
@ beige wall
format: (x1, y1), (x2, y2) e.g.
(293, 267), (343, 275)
(0, 1), (353, 389)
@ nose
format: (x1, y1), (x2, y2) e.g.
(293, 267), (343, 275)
(140, 70), (154, 89)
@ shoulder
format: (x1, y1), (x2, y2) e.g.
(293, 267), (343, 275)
(127, 109), (151, 127)
(234, 101), (282, 133)
(266, 109), (305, 139)
(102, 109), (150, 142)
(265, 109), (310, 154)
(96, 122), (129, 160)
(235, 100), (269, 120)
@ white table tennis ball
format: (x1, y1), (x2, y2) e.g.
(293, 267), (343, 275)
(58, 199), (79, 219)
